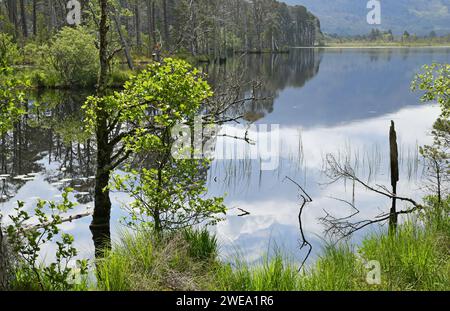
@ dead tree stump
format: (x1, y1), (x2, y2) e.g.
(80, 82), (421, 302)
(389, 120), (399, 234)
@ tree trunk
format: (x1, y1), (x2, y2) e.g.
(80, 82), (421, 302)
(19, 0), (28, 38)
(147, 0), (156, 56)
(389, 120), (399, 234)
(6, 0), (18, 37)
(90, 0), (112, 257)
(32, 0), (37, 37)
(112, 13), (135, 70)
(151, 1), (156, 45)
(134, 2), (141, 52)
(162, 0), (169, 45)
(91, 141), (113, 257)
(48, 0), (56, 31)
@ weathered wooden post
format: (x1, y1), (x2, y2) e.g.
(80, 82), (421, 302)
(389, 120), (399, 234)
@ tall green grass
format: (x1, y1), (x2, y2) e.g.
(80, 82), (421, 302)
(183, 228), (218, 261)
(359, 197), (450, 291)
(210, 197), (449, 291)
(298, 245), (369, 291)
(10, 214), (449, 291)
(211, 218), (448, 291)
(96, 228), (218, 291)
(12, 198), (448, 291)
(213, 254), (300, 291)
(360, 223), (449, 290)
(95, 209), (449, 291)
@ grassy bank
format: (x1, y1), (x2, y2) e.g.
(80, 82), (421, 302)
(14, 66), (134, 90)
(14, 54), (206, 90)
(94, 201), (449, 291)
(7, 198), (449, 291)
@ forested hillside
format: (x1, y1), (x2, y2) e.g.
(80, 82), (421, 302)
(0, 0), (322, 57)
(286, 0), (450, 36)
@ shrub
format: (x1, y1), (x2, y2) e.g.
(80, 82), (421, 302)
(0, 33), (20, 66)
(6, 189), (89, 290)
(42, 27), (99, 87)
(0, 65), (27, 134)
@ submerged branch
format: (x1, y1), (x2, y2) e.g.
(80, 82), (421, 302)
(321, 154), (424, 241)
(284, 176), (313, 271)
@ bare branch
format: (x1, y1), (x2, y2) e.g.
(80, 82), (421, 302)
(321, 154), (424, 241)
(22, 211), (93, 232)
(284, 176), (312, 271)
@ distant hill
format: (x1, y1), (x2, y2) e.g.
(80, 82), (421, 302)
(283, 0), (450, 36)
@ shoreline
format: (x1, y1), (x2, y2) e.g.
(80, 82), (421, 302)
(294, 45), (450, 49)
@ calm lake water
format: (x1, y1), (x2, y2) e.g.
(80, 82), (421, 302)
(1, 48), (449, 265)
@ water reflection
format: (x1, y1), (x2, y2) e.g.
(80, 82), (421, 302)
(206, 48), (449, 263)
(0, 48), (449, 264)
(202, 49), (322, 123)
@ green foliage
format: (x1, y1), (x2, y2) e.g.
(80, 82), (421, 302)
(23, 42), (46, 66)
(112, 160), (226, 233)
(83, 58), (225, 233)
(6, 189), (89, 290)
(108, 69), (134, 87)
(13, 209), (447, 291)
(83, 58), (212, 135)
(422, 195), (450, 233)
(0, 33), (20, 66)
(0, 35), (26, 134)
(0, 65), (28, 134)
(413, 63), (449, 201)
(38, 27), (99, 87)
(412, 63), (450, 117)
(419, 126), (449, 201)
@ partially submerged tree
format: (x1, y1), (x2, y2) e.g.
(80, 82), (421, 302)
(84, 56), (217, 253)
(0, 34), (25, 290)
(389, 121), (399, 234)
(89, 0), (265, 256)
